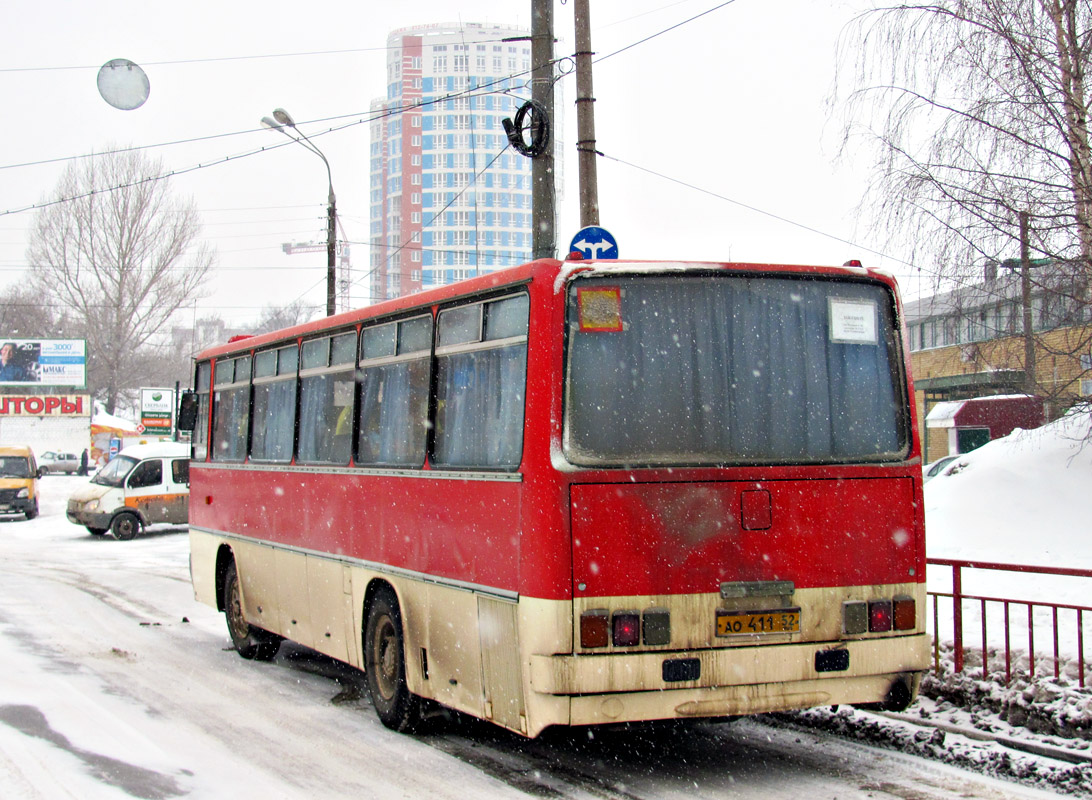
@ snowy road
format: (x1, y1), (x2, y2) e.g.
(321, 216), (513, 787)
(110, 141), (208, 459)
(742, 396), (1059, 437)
(0, 477), (1063, 799)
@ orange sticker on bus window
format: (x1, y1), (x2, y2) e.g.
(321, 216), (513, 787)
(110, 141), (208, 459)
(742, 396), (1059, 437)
(577, 287), (623, 332)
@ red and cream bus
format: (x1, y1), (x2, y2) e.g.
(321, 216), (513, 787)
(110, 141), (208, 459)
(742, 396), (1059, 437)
(183, 257), (929, 737)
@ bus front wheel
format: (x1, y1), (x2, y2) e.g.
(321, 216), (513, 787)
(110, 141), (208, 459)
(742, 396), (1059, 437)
(222, 561), (280, 661)
(364, 588), (422, 732)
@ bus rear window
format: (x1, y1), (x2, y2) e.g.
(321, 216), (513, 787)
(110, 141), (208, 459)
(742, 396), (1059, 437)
(564, 274), (908, 466)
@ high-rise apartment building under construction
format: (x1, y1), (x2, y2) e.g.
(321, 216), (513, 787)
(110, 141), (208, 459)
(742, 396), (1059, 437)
(369, 22), (538, 301)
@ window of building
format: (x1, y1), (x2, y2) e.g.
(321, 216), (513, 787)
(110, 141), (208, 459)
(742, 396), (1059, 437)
(411, 135), (421, 147)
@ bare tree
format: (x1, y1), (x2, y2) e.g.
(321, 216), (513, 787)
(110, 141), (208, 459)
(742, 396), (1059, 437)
(26, 149), (215, 413)
(253, 299), (321, 335)
(0, 284), (61, 339)
(835, 1), (1092, 282)
(835, 1), (1092, 407)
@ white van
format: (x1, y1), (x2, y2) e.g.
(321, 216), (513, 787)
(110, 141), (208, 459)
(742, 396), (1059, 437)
(66, 442), (190, 540)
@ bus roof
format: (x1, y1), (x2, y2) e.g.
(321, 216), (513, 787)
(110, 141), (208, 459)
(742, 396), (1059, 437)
(196, 257), (900, 362)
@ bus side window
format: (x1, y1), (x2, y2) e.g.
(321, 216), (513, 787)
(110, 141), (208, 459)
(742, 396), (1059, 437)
(356, 316), (432, 467)
(432, 294), (528, 469)
(299, 332), (356, 465)
(210, 356), (251, 462)
(251, 345), (297, 463)
(191, 362), (212, 461)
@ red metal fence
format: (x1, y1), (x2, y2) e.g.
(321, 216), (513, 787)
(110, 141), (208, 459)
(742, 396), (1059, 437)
(927, 558), (1092, 687)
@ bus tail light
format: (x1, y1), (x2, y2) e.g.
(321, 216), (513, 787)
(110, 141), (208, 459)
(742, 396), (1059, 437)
(580, 610), (609, 648)
(869, 600), (893, 632)
(612, 611), (640, 646)
(893, 596), (916, 630)
(642, 608), (671, 645)
(843, 601), (867, 634)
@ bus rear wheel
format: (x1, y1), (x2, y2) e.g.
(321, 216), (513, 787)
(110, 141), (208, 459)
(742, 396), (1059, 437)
(222, 561), (281, 661)
(364, 588), (422, 732)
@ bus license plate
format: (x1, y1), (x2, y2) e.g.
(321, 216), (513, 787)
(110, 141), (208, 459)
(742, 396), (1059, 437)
(716, 608), (801, 637)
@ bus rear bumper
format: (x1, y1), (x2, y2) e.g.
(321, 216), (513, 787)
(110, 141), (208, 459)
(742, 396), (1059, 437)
(530, 634), (929, 725)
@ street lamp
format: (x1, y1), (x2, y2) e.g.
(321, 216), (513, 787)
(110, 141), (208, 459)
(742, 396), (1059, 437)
(261, 107), (338, 316)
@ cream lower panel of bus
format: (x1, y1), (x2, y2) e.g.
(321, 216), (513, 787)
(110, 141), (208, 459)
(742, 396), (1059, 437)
(563, 672), (925, 730)
(351, 580), (575, 736)
(572, 583), (927, 654)
(189, 530), (355, 664)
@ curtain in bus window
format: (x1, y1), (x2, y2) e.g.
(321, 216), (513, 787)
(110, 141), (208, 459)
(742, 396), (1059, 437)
(250, 379), (296, 462)
(433, 344), (527, 468)
(356, 359), (430, 466)
(211, 387), (249, 462)
(566, 276), (903, 464)
(192, 363), (212, 461)
(192, 391), (209, 461)
(298, 371), (353, 464)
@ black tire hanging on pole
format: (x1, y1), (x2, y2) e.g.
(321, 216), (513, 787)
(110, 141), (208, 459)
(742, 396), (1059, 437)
(502, 99), (550, 158)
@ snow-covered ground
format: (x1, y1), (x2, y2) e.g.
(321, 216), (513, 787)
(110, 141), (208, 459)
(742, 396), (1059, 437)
(924, 408), (1092, 660)
(1, 412), (1090, 798)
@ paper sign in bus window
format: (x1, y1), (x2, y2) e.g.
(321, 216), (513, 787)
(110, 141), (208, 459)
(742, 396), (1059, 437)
(577, 287), (624, 332)
(829, 298), (878, 344)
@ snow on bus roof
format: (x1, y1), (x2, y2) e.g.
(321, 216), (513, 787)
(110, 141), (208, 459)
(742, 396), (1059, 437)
(552, 259), (891, 294)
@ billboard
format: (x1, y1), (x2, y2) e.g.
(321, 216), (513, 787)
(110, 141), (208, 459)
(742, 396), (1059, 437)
(0, 339), (86, 387)
(140, 387), (175, 433)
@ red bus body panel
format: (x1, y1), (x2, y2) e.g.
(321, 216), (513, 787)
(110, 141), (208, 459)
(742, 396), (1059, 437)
(571, 477), (920, 598)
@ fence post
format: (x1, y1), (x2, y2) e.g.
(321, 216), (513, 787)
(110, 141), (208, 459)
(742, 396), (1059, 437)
(953, 564), (964, 673)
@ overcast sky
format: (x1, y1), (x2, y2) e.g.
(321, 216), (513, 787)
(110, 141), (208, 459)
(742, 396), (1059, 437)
(0, 0), (921, 330)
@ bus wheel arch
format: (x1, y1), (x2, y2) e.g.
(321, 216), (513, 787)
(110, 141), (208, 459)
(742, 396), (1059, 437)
(221, 558), (281, 661)
(363, 582), (422, 732)
(214, 544), (237, 613)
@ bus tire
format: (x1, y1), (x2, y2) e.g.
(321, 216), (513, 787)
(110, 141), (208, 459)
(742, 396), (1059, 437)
(222, 561), (280, 661)
(24, 500), (38, 520)
(111, 512), (141, 541)
(364, 588), (422, 732)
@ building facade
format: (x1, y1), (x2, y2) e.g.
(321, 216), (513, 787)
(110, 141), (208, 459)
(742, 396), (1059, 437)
(369, 22), (537, 302)
(904, 263), (1091, 461)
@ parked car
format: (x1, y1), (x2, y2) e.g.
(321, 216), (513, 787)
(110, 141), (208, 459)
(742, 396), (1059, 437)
(0, 444), (41, 519)
(66, 442), (190, 540)
(923, 454), (959, 482)
(38, 450), (80, 475)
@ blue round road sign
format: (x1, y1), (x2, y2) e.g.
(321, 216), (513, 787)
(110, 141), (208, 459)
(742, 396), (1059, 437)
(569, 226), (618, 260)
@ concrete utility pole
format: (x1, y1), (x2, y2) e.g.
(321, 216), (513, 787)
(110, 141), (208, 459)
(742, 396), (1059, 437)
(1019, 210), (1037, 394)
(573, 0), (600, 227)
(531, 0), (556, 260)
